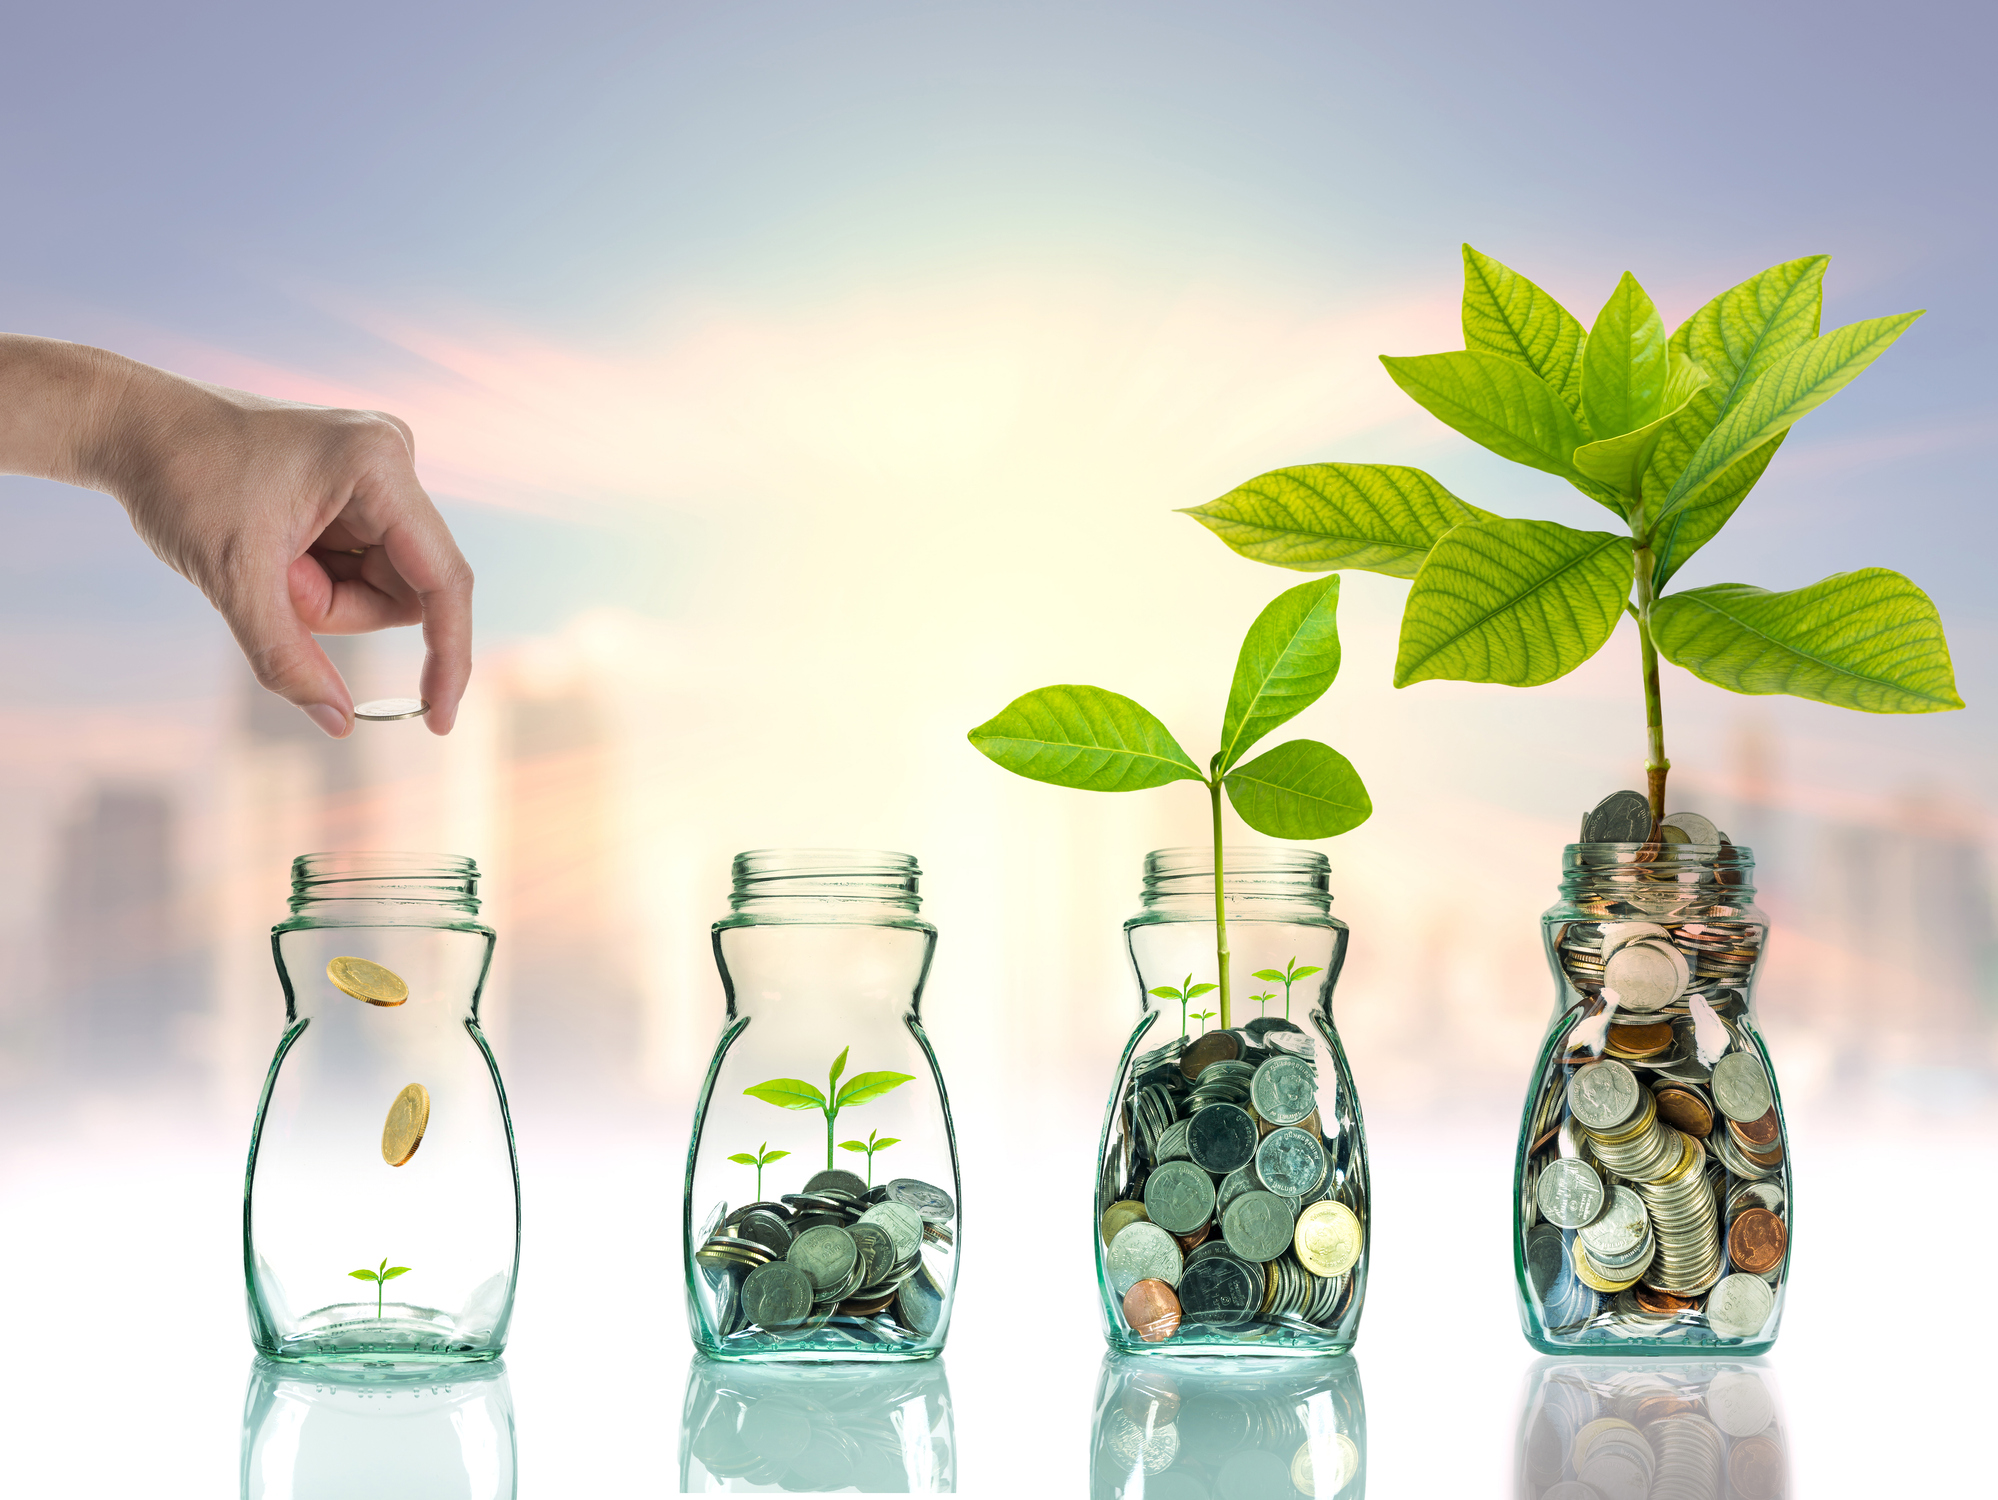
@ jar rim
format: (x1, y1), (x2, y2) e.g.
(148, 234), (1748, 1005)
(732, 848), (921, 878)
(1144, 845), (1331, 876)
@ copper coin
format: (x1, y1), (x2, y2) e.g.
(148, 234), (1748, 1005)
(1634, 1285), (1700, 1315)
(1741, 1136), (1785, 1166)
(1730, 1106), (1781, 1147)
(1180, 1030), (1241, 1080)
(1727, 1434), (1786, 1500)
(1119, 1375), (1180, 1426)
(839, 1292), (897, 1315)
(1174, 1223), (1212, 1254)
(1123, 1279), (1182, 1342)
(1607, 1020), (1672, 1056)
(1653, 1087), (1714, 1138)
(1728, 1208), (1788, 1274)
(1530, 1120), (1562, 1155)
(1629, 1393), (1696, 1425)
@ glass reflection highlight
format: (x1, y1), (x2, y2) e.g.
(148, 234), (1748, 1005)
(1091, 1354), (1365, 1498)
(1516, 1358), (1787, 1498)
(679, 1355), (954, 1492)
(240, 1355), (516, 1499)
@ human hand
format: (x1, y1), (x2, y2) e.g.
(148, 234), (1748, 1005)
(3, 337), (473, 737)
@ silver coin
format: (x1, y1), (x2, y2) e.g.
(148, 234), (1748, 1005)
(1104, 1408), (1181, 1475)
(846, 1220), (896, 1284)
(1706, 1272), (1775, 1339)
(1604, 939), (1689, 1010)
(804, 1168), (869, 1197)
(1598, 921), (1672, 963)
(1535, 1158), (1607, 1230)
(788, 1224), (859, 1291)
(1249, 1055), (1317, 1126)
(741, 1261), (814, 1329)
(1143, 1159), (1218, 1235)
(1254, 1127), (1327, 1197)
(1582, 790), (1653, 843)
(1220, 1190), (1295, 1263)
(1567, 1060), (1641, 1129)
(1711, 1050), (1774, 1121)
(352, 696), (429, 721)
(885, 1177), (955, 1224)
(1105, 1220), (1183, 1295)
(857, 1201), (924, 1262)
(1186, 1103), (1260, 1175)
(1578, 1185), (1649, 1260)
(1524, 1223), (1566, 1300)
(1660, 810), (1721, 845)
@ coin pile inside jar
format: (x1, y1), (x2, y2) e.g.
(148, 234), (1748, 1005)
(1100, 1018), (1362, 1345)
(1520, 794), (1789, 1346)
(695, 1169), (956, 1349)
(1519, 1364), (1787, 1500)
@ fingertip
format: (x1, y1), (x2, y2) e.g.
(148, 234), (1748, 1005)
(304, 703), (352, 739)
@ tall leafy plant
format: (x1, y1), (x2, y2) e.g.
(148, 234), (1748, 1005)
(1185, 249), (1962, 821)
(968, 579), (1373, 1029)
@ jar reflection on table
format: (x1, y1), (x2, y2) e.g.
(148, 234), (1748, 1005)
(679, 1355), (954, 1492)
(1091, 1353), (1364, 1499)
(240, 1355), (516, 1500)
(1515, 1358), (1787, 1499)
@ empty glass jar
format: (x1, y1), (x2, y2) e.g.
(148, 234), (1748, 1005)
(244, 854), (518, 1363)
(1096, 847), (1369, 1355)
(1514, 842), (1789, 1353)
(684, 850), (959, 1360)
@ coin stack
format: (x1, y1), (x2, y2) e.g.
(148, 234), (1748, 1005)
(1100, 1018), (1363, 1346)
(1520, 794), (1790, 1347)
(694, 1170), (956, 1350)
(1520, 1365), (1786, 1500)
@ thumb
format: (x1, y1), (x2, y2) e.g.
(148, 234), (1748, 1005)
(215, 559), (356, 737)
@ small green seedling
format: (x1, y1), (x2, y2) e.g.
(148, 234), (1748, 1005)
(838, 1128), (902, 1187)
(347, 1258), (410, 1320)
(1189, 1008), (1218, 1033)
(970, 581), (1373, 1028)
(726, 1141), (791, 1199)
(1186, 248), (1961, 821)
(1148, 973), (1218, 1038)
(1252, 957), (1325, 1022)
(1249, 990), (1277, 1018)
(745, 1047), (914, 1169)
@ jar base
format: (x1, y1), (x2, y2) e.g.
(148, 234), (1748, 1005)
(1520, 1329), (1774, 1359)
(695, 1340), (944, 1365)
(1106, 1330), (1354, 1359)
(259, 1317), (505, 1367)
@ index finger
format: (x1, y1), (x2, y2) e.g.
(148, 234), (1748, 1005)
(358, 474), (474, 735)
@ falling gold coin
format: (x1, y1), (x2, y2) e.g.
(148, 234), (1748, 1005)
(382, 1083), (431, 1166)
(328, 956), (409, 1007)
(1293, 1200), (1362, 1278)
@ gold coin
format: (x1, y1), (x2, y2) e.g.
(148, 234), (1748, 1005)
(381, 1083), (431, 1166)
(1100, 1199), (1150, 1245)
(1294, 1201), (1362, 1278)
(328, 956), (409, 1007)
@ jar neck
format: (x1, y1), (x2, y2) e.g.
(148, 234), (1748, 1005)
(719, 848), (927, 925)
(1557, 842), (1758, 916)
(284, 853), (483, 925)
(1135, 845), (1334, 921)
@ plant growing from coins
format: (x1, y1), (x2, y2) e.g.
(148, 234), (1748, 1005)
(727, 1141), (791, 1199)
(1147, 974), (1217, 1039)
(1186, 249), (1962, 824)
(1189, 1008), (1217, 1033)
(970, 581), (1373, 1028)
(347, 1259), (410, 1320)
(837, 1127), (901, 1187)
(1248, 989), (1276, 1018)
(745, 1046), (914, 1170)
(1252, 956), (1325, 1022)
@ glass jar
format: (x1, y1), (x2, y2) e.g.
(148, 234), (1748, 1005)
(1096, 847), (1368, 1356)
(1092, 1353), (1366, 1497)
(241, 1355), (517, 1498)
(684, 850), (959, 1360)
(1515, 1357), (1787, 1499)
(1513, 843), (1789, 1354)
(679, 1354), (955, 1491)
(245, 853), (518, 1364)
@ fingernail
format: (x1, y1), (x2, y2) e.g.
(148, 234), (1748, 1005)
(304, 704), (350, 739)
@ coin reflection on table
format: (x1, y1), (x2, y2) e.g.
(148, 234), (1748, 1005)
(1515, 1358), (1786, 1499)
(680, 1354), (954, 1493)
(1092, 1353), (1365, 1498)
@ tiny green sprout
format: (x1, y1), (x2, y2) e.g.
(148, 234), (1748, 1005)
(725, 1141), (792, 1199)
(837, 1128), (902, 1187)
(1189, 1009), (1218, 1033)
(347, 1258), (410, 1321)
(1251, 957), (1325, 1021)
(1147, 974), (1218, 1039)
(1249, 990), (1277, 1018)
(745, 1046), (915, 1169)
(971, 581), (1372, 1030)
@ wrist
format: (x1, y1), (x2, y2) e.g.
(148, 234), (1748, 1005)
(0, 335), (145, 489)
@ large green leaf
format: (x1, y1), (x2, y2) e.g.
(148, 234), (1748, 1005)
(727, 1152), (760, 1165)
(1572, 352), (1710, 498)
(1378, 349), (1590, 482)
(1580, 272), (1669, 439)
(744, 1078), (828, 1110)
(1395, 519), (1634, 687)
(835, 1071), (915, 1108)
(968, 685), (1204, 792)
(1460, 244), (1586, 416)
(1222, 739), (1373, 839)
(1678, 254), (1828, 406)
(1218, 577), (1343, 772)
(1657, 311), (1924, 522)
(1180, 463), (1493, 578)
(1651, 570), (1963, 713)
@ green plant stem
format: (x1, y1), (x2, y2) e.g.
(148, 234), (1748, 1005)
(1210, 778), (1232, 1029)
(824, 1110), (835, 1170)
(377, 1280), (384, 1319)
(1630, 502), (1671, 824)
